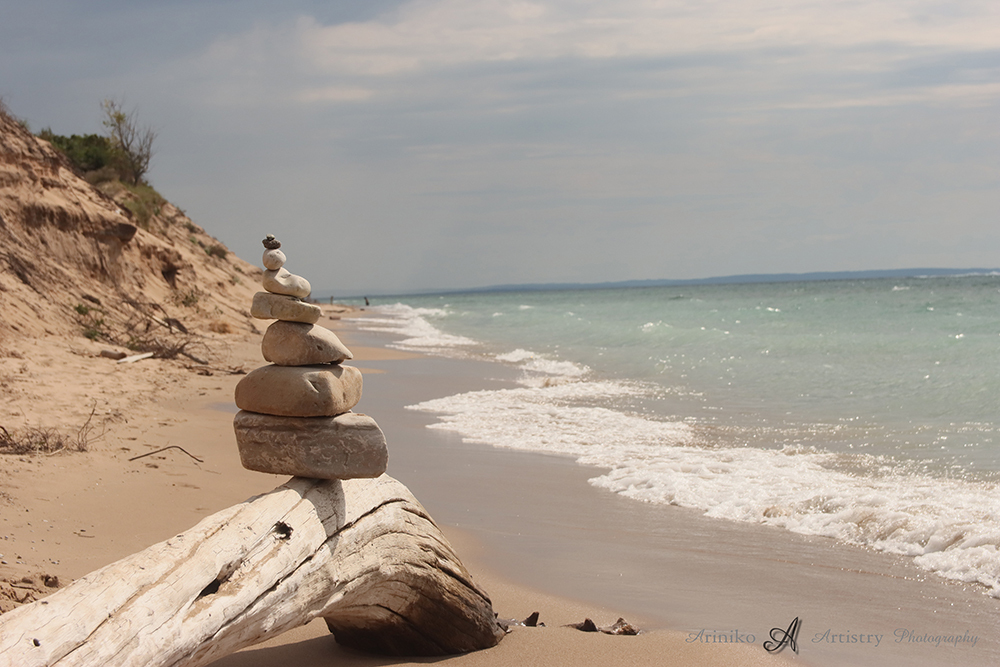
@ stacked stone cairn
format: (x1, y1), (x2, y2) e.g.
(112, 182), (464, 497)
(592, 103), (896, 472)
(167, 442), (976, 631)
(232, 235), (388, 479)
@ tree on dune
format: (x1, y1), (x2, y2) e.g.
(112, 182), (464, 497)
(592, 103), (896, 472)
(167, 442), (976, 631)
(101, 98), (156, 186)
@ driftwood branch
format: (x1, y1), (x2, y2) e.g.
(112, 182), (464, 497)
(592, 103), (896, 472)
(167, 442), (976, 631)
(0, 475), (504, 667)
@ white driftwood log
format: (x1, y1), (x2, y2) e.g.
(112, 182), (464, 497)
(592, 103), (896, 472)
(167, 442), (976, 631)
(0, 475), (505, 667)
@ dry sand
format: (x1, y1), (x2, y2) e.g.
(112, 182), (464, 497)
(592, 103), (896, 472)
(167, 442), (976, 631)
(0, 306), (795, 666)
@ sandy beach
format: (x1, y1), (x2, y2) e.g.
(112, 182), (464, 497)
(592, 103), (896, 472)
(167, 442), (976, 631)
(0, 307), (793, 666)
(2, 307), (997, 666)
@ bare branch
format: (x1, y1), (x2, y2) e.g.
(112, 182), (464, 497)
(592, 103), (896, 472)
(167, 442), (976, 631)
(101, 98), (156, 185)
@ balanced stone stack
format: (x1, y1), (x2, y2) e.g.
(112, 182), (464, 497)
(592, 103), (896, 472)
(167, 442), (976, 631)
(232, 235), (387, 479)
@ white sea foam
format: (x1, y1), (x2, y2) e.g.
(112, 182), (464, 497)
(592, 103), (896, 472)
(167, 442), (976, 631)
(495, 348), (589, 380)
(374, 293), (1000, 597)
(408, 381), (692, 462)
(592, 448), (1000, 595)
(355, 303), (477, 351)
(412, 380), (1000, 596)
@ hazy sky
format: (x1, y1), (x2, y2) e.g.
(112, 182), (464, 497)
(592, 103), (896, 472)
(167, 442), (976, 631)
(2, 1), (999, 295)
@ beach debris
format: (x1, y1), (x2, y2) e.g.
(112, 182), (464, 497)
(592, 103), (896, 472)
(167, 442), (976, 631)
(0, 477), (505, 664)
(117, 351), (155, 364)
(0, 574), (62, 613)
(163, 317), (188, 334)
(128, 445), (204, 464)
(566, 618), (599, 632)
(495, 611), (545, 630)
(601, 617), (640, 635)
(99, 349), (128, 360)
(564, 617), (640, 635)
(233, 235), (387, 479)
(0, 404), (103, 455)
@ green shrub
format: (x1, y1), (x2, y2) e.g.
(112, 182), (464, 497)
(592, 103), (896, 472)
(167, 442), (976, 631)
(38, 130), (118, 174)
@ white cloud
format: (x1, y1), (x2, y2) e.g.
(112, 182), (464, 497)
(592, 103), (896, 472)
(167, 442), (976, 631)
(289, 0), (1000, 74)
(137, 0), (1000, 292)
(189, 0), (1000, 113)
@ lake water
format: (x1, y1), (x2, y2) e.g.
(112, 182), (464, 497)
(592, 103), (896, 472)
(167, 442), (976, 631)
(353, 275), (1000, 597)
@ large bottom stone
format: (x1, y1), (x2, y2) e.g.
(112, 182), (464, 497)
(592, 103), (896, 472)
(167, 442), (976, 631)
(233, 410), (388, 479)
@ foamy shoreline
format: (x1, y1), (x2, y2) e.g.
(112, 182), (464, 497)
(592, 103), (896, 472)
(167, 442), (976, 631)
(334, 308), (1000, 667)
(351, 298), (1000, 601)
(2, 304), (996, 665)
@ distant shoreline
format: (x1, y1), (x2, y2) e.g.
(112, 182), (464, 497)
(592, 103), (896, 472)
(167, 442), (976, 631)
(321, 267), (1000, 301)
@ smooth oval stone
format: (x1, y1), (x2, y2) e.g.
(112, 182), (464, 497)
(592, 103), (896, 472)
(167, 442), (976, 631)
(262, 267), (311, 299)
(250, 292), (321, 324)
(233, 410), (387, 479)
(262, 321), (353, 366)
(262, 248), (286, 270)
(235, 364), (362, 417)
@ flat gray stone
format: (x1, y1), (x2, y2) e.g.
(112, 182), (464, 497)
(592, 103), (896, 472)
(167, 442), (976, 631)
(263, 267), (311, 299)
(262, 321), (353, 366)
(251, 292), (321, 324)
(235, 364), (362, 417)
(233, 410), (387, 479)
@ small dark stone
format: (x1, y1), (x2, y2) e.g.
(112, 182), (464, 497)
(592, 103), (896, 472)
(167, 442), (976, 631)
(262, 234), (282, 249)
(567, 618), (599, 632)
(522, 611), (540, 627)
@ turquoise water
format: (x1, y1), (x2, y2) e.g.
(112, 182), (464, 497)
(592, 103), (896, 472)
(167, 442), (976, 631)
(356, 275), (1000, 595)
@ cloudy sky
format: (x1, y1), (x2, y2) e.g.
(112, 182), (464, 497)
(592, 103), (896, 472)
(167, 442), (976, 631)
(2, 1), (999, 295)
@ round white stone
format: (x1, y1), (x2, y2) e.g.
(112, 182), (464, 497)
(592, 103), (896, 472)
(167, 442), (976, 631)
(262, 249), (286, 270)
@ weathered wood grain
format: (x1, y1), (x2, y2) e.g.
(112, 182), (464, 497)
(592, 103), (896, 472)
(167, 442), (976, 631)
(0, 475), (505, 667)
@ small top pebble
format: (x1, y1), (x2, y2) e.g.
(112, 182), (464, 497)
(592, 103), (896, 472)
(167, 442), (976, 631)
(262, 234), (282, 250)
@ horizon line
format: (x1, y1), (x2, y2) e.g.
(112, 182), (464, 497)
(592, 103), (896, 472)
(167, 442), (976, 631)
(318, 267), (1000, 301)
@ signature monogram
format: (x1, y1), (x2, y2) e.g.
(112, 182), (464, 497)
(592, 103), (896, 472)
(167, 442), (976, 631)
(764, 616), (801, 654)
